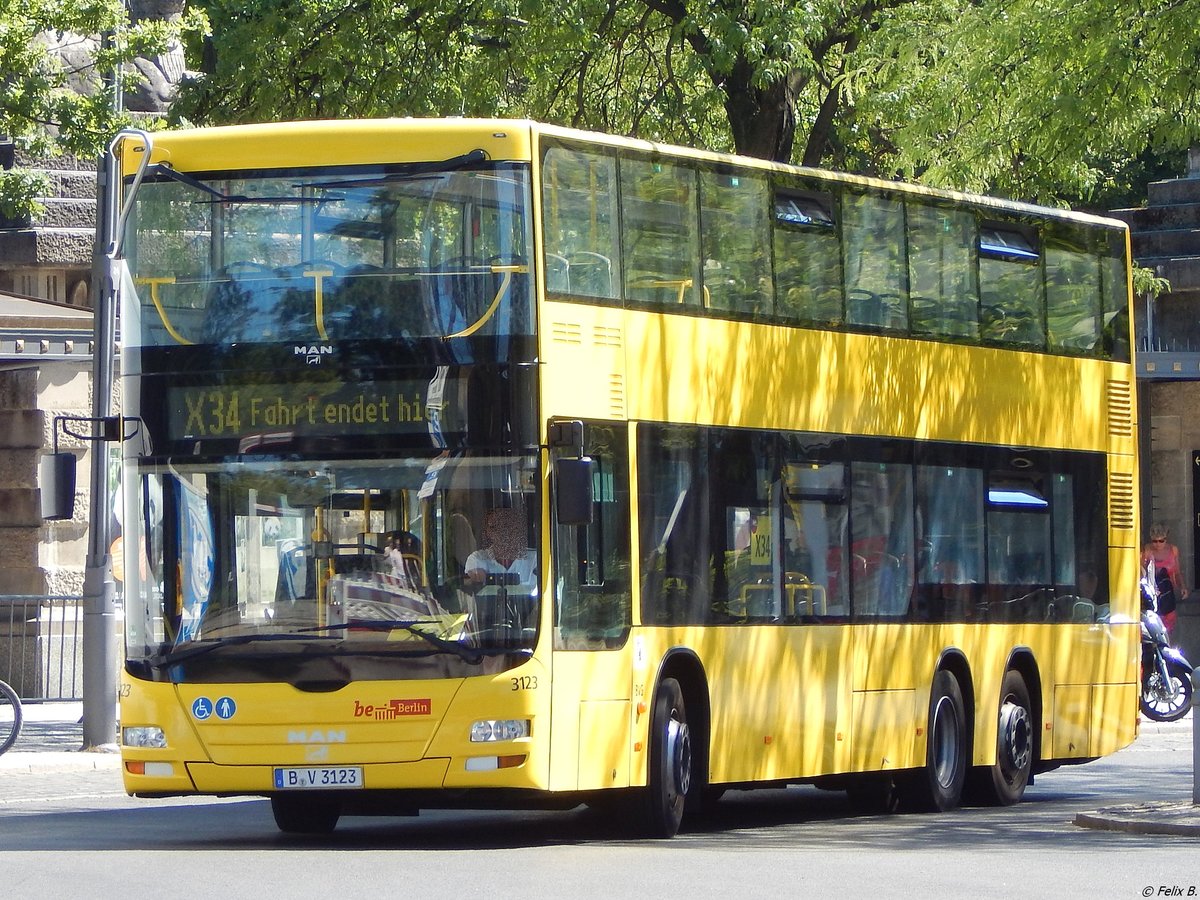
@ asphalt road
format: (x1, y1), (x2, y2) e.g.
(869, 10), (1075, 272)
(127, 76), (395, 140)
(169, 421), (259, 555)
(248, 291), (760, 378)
(1, 716), (1197, 900)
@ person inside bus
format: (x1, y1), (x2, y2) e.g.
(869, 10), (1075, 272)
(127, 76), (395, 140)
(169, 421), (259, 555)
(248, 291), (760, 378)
(1142, 522), (1188, 639)
(464, 507), (537, 591)
(382, 532), (423, 589)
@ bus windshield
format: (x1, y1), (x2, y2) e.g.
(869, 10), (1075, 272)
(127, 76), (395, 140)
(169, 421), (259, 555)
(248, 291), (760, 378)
(122, 452), (540, 683)
(123, 160), (533, 348)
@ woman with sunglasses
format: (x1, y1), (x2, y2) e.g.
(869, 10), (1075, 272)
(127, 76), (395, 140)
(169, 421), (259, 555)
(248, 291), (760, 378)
(1142, 523), (1188, 639)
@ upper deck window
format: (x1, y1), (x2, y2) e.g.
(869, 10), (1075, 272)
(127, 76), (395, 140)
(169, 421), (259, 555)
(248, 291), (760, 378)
(619, 156), (702, 307)
(773, 186), (843, 324)
(979, 225), (1039, 262)
(842, 192), (907, 331)
(774, 192), (835, 229)
(542, 145), (619, 300)
(124, 160), (534, 350)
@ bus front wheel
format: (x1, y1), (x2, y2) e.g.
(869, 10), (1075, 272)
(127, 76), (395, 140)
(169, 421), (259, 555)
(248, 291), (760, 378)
(902, 670), (967, 812)
(271, 794), (341, 834)
(642, 676), (692, 838)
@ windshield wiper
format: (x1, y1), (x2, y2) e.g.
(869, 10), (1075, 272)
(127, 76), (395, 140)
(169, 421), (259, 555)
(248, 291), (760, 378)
(146, 163), (337, 205)
(300, 619), (484, 664)
(306, 149), (489, 190)
(146, 632), (330, 668)
(145, 619), (487, 669)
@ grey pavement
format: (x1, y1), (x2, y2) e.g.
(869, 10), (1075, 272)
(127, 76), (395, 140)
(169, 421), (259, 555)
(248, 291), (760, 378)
(0, 701), (120, 775)
(2, 699), (1197, 835)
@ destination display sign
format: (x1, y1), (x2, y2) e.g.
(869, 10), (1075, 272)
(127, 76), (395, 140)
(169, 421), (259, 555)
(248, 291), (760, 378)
(166, 377), (445, 445)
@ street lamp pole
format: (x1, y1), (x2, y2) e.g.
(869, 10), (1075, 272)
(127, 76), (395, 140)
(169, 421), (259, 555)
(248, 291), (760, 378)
(81, 25), (123, 751)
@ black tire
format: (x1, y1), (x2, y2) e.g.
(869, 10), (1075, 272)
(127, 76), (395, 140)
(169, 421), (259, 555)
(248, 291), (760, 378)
(641, 677), (692, 838)
(1140, 660), (1194, 722)
(901, 670), (967, 812)
(270, 794), (341, 834)
(966, 670), (1033, 806)
(845, 775), (901, 815)
(0, 680), (22, 755)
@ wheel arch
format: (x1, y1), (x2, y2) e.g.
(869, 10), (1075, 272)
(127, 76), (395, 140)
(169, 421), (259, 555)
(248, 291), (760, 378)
(654, 648), (711, 800)
(934, 648), (976, 760)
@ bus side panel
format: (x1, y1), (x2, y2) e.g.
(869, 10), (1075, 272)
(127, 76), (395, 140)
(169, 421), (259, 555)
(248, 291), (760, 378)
(695, 627), (853, 784)
(850, 690), (917, 770)
(1091, 682), (1139, 758)
(1051, 683), (1093, 758)
(547, 650), (633, 791)
(540, 302), (628, 422)
(578, 700), (632, 790)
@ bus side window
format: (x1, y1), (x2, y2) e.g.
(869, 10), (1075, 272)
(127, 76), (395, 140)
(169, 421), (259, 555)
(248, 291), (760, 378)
(842, 192), (908, 331)
(554, 424), (631, 650)
(620, 156), (702, 308)
(542, 144), (620, 301)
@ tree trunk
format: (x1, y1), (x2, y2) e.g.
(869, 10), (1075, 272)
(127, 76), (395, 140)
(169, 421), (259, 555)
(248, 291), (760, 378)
(723, 62), (796, 163)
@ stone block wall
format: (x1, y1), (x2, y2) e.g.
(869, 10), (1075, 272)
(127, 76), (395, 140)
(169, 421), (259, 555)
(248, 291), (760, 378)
(1146, 381), (1200, 663)
(0, 368), (48, 596)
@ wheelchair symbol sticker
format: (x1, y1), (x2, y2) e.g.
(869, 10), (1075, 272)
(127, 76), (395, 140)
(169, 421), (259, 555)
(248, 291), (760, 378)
(191, 697), (213, 720)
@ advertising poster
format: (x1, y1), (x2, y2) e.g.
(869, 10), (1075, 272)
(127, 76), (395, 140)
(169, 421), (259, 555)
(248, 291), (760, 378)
(176, 478), (214, 644)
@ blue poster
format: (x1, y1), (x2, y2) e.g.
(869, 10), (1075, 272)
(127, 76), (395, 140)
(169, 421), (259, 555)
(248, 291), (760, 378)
(176, 478), (214, 645)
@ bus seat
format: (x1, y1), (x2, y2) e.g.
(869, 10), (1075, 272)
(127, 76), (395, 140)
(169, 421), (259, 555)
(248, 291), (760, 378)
(546, 254), (570, 293)
(568, 252), (613, 297)
(1071, 598), (1096, 623)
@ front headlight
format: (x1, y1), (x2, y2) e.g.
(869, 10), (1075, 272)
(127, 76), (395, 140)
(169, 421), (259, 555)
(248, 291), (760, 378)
(470, 719), (530, 742)
(122, 726), (167, 748)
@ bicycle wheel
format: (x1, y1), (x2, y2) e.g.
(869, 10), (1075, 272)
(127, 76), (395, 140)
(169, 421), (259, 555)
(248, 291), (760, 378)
(0, 679), (22, 755)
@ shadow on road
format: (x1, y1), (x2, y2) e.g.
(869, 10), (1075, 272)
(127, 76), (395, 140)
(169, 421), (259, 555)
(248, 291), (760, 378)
(0, 779), (1172, 852)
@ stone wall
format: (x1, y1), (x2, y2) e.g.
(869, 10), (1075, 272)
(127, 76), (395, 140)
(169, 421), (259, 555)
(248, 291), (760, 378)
(0, 367), (48, 596)
(1146, 381), (1200, 663)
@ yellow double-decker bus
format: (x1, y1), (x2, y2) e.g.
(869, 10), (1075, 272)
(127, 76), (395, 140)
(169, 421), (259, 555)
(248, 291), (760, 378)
(109, 119), (1140, 836)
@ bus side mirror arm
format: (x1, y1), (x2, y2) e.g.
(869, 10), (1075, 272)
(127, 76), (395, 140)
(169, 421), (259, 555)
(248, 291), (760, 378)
(40, 415), (147, 521)
(555, 457), (595, 526)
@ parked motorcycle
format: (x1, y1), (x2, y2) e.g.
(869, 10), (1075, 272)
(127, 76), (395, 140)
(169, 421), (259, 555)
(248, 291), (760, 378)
(1139, 561), (1195, 722)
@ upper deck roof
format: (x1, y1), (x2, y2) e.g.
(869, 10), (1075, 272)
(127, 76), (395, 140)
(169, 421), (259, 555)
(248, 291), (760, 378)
(113, 117), (1126, 234)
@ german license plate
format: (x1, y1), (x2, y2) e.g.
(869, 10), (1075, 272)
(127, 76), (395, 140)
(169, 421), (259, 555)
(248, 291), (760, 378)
(273, 766), (363, 789)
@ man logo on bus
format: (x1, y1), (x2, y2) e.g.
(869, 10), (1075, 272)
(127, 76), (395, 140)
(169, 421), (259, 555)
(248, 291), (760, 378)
(354, 698), (432, 719)
(294, 345), (334, 365)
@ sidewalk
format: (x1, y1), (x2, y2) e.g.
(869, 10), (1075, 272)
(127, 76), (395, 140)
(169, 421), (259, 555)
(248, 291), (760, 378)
(0, 702), (120, 774)
(1071, 714), (1200, 837)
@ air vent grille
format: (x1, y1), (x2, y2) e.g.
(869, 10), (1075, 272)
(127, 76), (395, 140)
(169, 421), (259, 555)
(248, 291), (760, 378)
(1106, 379), (1133, 438)
(1109, 471), (1135, 530)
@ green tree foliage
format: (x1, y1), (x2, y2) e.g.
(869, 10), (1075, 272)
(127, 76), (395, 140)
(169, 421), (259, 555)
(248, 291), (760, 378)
(175, 0), (924, 167)
(175, 0), (532, 123)
(863, 0), (1200, 203)
(8, 0), (1195, 208)
(0, 1), (191, 217)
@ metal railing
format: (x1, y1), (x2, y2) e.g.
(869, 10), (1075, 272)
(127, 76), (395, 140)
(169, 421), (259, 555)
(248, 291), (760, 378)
(0, 595), (84, 702)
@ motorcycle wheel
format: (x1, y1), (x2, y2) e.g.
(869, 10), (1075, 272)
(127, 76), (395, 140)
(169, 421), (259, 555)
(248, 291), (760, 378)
(1140, 661), (1194, 722)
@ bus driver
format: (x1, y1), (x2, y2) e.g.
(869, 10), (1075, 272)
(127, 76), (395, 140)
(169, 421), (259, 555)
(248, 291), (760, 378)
(465, 507), (537, 590)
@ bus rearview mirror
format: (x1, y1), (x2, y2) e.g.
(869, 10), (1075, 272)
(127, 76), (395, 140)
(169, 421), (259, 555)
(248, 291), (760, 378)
(40, 452), (78, 521)
(555, 457), (594, 526)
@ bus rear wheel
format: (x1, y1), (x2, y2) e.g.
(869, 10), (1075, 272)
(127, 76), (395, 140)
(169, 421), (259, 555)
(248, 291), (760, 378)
(967, 669), (1033, 806)
(901, 670), (967, 812)
(271, 794), (341, 834)
(642, 676), (692, 838)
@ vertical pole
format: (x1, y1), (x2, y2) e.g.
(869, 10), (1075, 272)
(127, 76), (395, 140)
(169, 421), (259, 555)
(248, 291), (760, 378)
(82, 155), (118, 749)
(1193, 673), (1199, 806)
(81, 23), (122, 750)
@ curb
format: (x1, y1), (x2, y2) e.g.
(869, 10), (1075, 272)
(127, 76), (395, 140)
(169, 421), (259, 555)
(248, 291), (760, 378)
(0, 751), (122, 776)
(1073, 802), (1200, 837)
